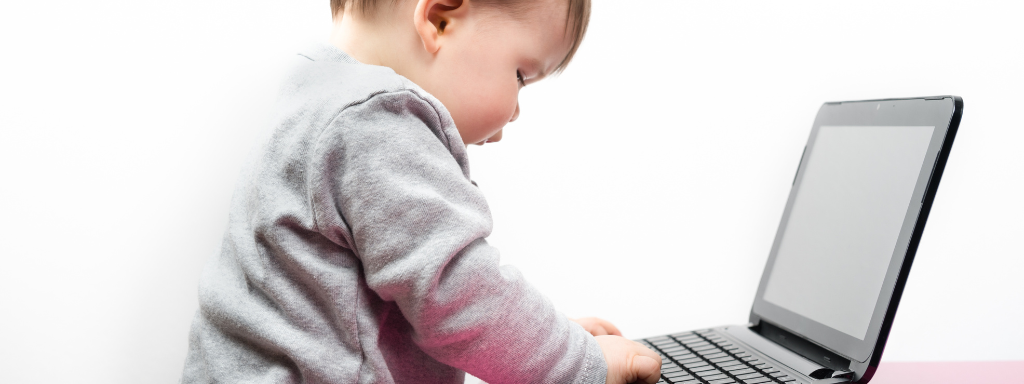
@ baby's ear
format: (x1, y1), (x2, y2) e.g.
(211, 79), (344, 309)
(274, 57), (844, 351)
(413, 0), (466, 54)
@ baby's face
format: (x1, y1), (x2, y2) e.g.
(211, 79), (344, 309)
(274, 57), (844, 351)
(422, 0), (573, 145)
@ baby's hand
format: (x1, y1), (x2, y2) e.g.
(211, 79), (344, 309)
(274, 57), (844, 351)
(596, 335), (662, 384)
(571, 317), (622, 336)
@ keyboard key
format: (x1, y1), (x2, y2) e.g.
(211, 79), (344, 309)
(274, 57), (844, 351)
(731, 368), (754, 375)
(694, 369), (722, 377)
(696, 373), (725, 381)
(724, 364), (749, 372)
(690, 365), (717, 373)
(710, 356), (736, 364)
(714, 361), (741, 369)
(778, 377), (796, 382)
(684, 362), (709, 370)
(720, 361), (746, 369)
(702, 374), (728, 381)
(742, 378), (771, 384)
(769, 371), (788, 377)
(665, 372), (691, 380)
(708, 379), (737, 384)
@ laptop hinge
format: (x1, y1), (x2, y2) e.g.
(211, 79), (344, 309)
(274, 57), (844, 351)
(755, 322), (853, 373)
(726, 326), (836, 379)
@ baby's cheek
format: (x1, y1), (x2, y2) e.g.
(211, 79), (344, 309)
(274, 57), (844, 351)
(472, 87), (518, 133)
(445, 69), (518, 143)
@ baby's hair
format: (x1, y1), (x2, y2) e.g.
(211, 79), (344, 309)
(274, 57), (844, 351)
(331, 0), (591, 73)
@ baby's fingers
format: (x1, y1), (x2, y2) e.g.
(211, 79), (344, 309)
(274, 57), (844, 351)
(599, 319), (622, 336)
(631, 342), (661, 384)
(596, 336), (662, 384)
(630, 354), (662, 384)
(571, 317), (623, 337)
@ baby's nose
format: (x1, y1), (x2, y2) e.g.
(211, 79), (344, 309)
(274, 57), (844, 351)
(510, 103), (520, 122)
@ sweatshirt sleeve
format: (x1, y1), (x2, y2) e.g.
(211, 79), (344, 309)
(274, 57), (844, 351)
(307, 90), (607, 384)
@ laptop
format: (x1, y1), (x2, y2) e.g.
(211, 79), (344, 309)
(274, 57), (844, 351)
(639, 96), (964, 384)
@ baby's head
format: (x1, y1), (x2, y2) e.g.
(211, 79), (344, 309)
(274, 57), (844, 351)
(330, 0), (590, 145)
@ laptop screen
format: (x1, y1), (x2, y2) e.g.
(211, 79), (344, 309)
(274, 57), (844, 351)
(761, 125), (935, 340)
(750, 97), (961, 365)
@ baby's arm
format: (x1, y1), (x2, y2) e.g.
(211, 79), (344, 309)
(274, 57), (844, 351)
(310, 91), (615, 383)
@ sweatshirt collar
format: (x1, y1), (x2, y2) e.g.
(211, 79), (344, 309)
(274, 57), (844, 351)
(299, 43), (360, 65)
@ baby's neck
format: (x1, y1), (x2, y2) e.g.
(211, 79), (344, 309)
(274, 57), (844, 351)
(329, 8), (424, 76)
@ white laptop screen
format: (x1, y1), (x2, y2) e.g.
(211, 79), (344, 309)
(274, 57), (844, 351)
(762, 125), (935, 340)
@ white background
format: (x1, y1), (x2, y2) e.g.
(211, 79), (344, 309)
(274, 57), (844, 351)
(1, 0), (1021, 383)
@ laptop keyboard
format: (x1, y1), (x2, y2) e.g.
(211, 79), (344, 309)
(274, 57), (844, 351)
(640, 329), (803, 384)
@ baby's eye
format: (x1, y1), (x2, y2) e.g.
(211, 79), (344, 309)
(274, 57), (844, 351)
(516, 70), (525, 86)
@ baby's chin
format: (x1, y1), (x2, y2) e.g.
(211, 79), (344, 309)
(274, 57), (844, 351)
(484, 130), (503, 144)
(466, 129), (503, 146)
(472, 139), (498, 147)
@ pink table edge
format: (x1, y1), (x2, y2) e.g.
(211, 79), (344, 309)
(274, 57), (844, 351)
(868, 361), (1024, 384)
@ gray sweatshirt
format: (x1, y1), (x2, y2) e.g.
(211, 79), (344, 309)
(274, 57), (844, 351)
(181, 44), (607, 384)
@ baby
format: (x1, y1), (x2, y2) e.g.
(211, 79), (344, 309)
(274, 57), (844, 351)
(181, 0), (661, 383)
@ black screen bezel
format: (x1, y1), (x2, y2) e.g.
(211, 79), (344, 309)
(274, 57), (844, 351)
(750, 96), (961, 363)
